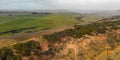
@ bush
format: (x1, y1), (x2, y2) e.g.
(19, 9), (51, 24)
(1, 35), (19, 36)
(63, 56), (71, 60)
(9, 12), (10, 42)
(43, 20), (120, 42)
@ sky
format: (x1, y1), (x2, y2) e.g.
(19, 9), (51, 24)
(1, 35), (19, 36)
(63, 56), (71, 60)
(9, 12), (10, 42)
(0, 0), (120, 10)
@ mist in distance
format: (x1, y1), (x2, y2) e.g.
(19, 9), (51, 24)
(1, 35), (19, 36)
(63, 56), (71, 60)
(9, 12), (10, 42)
(0, 0), (120, 11)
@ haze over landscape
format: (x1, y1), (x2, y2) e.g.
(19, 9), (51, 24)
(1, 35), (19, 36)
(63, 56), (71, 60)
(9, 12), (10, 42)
(0, 0), (120, 11)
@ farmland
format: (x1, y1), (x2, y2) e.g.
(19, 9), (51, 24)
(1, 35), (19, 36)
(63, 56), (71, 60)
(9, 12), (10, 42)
(0, 13), (81, 37)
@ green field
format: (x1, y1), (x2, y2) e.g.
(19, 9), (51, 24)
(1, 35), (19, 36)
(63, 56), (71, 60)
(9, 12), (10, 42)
(0, 14), (80, 37)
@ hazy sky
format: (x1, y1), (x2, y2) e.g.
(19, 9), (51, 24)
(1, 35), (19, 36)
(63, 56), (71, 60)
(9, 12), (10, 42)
(0, 0), (120, 10)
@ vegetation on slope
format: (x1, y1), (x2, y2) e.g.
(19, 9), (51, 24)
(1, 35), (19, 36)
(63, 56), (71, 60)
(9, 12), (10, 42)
(0, 40), (62, 60)
(44, 20), (120, 42)
(0, 41), (41, 60)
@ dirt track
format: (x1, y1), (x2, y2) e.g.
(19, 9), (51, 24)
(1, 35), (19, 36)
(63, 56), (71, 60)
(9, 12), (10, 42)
(0, 25), (74, 40)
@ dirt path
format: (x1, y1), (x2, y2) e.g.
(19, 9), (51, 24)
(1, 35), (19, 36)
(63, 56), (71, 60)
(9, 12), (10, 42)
(0, 25), (74, 40)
